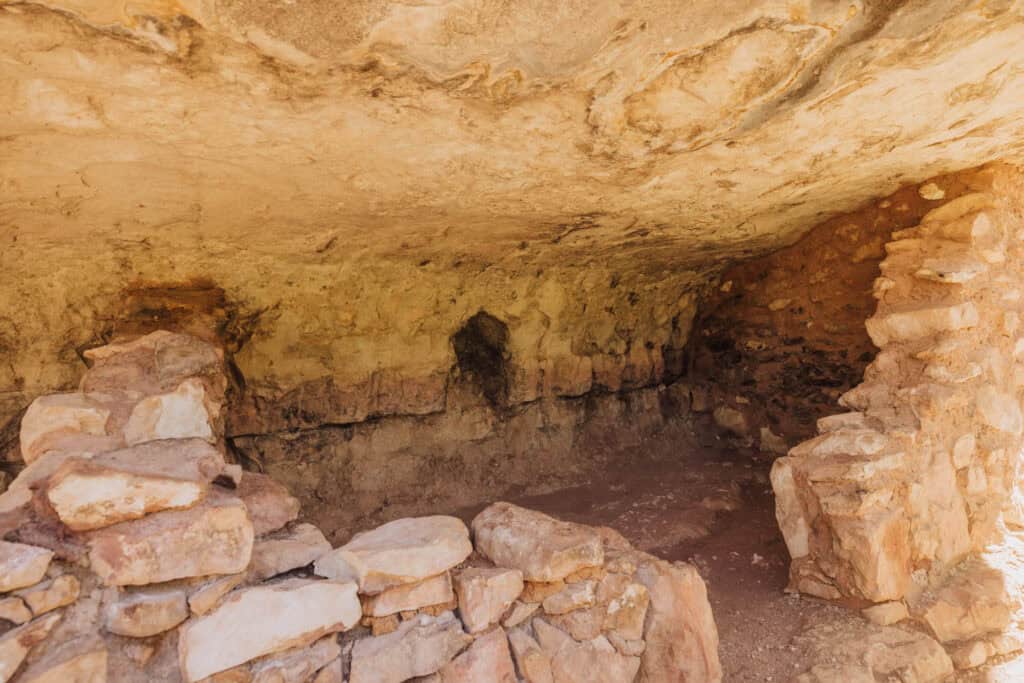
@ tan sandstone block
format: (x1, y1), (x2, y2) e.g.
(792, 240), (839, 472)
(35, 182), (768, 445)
(19, 393), (112, 464)
(533, 618), (640, 683)
(363, 573), (454, 618)
(454, 567), (524, 633)
(507, 627), (553, 683)
(17, 633), (107, 683)
(314, 516), (472, 594)
(348, 612), (471, 683)
(0, 612), (61, 681)
(438, 627), (516, 683)
(88, 490), (253, 586)
(16, 575), (80, 617)
(249, 523), (332, 582)
(471, 503), (603, 582)
(0, 541), (54, 593)
(104, 585), (189, 637)
(236, 473), (301, 537)
(123, 378), (215, 445)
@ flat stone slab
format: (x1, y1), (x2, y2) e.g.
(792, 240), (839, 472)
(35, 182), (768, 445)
(236, 473), (301, 537)
(17, 633), (108, 683)
(471, 503), (604, 582)
(46, 438), (225, 531)
(0, 612), (61, 682)
(88, 490), (253, 586)
(104, 585), (189, 637)
(0, 541), (54, 593)
(123, 378), (215, 445)
(249, 522), (332, 582)
(348, 611), (471, 683)
(15, 575), (80, 617)
(362, 572), (454, 618)
(314, 516), (472, 594)
(178, 578), (360, 681)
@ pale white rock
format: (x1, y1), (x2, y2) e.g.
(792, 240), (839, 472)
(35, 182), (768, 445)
(506, 627), (553, 683)
(541, 581), (596, 616)
(251, 635), (341, 683)
(471, 503), (603, 582)
(861, 601), (908, 626)
(921, 194), (995, 226)
(865, 302), (979, 347)
(952, 433), (976, 468)
(454, 567), (524, 633)
(348, 611), (471, 683)
(438, 626), (516, 683)
(104, 585), (189, 637)
(918, 182), (945, 200)
(788, 429), (887, 458)
(0, 612), (61, 682)
(236, 473), (301, 537)
(975, 386), (1023, 434)
(532, 618), (639, 683)
(314, 516), (471, 594)
(19, 393), (112, 464)
(915, 257), (987, 283)
(769, 459), (810, 559)
(0, 542), (54, 593)
(16, 633), (107, 683)
(0, 597), (31, 625)
(363, 572), (454, 618)
(179, 578), (360, 681)
(249, 523), (332, 582)
(123, 378), (214, 445)
(15, 575), (80, 617)
(88, 490), (254, 586)
(45, 438), (225, 531)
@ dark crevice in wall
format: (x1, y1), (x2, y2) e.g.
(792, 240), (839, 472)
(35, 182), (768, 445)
(451, 310), (511, 408)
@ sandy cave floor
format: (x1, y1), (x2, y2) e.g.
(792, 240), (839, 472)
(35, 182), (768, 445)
(398, 445), (1024, 682)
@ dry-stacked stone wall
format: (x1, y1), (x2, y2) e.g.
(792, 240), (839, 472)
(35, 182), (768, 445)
(0, 330), (721, 682)
(772, 165), (1024, 671)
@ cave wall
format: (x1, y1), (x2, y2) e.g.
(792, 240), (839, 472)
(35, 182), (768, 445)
(687, 166), (1006, 454)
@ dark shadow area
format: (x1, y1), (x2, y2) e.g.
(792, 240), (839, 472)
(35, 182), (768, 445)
(452, 311), (510, 408)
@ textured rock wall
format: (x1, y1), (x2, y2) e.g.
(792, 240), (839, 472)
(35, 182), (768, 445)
(772, 163), (1024, 606)
(687, 167), (1003, 453)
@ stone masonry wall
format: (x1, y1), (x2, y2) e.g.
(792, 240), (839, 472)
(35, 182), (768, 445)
(0, 330), (722, 682)
(771, 164), (1024, 668)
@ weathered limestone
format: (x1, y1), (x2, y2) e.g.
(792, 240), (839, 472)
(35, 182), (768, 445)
(314, 516), (472, 594)
(45, 439), (225, 531)
(19, 393), (114, 465)
(773, 167), (1024, 610)
(178, 579), (361, 681)
(104, 585), (190, 637)
(123, 378), (215, 446)
(471, 503), (604, 582)
(249, 523), (332, 582)
(454, 568), (524, 634)
(0, 542), (53, 592)
(15, 575), (80, 617)
(0, 597), (32, 625)
(0, 612), (61, 681)
(16, 634), (108, 683)
(362, 573), (455, 618)
(88, 490), (254, 586)
(437, 627), (516, 683)
(348, 612), (472, 683)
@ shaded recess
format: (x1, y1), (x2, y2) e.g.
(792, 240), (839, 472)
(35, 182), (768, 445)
(452, 311), (511, 407)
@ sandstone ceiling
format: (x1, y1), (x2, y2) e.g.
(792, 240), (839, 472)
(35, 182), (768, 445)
(2, 0), (1024, 427)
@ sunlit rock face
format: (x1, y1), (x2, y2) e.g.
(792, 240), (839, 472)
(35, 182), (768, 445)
(2, 0), (1024, 435)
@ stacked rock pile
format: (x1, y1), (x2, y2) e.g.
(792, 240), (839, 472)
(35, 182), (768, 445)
(0, 330), (721, 682)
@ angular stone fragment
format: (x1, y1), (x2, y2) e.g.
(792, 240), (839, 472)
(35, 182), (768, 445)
(46, 439), (225, 531)
(88, 491), (254, 586)
(19, 393), (113, 464)
(976, 387), (1023, 434)
(104, 585), (189, 637)
(17, 633), (107, 683)
(632, 554), (722, 683)
(541, 581), (595, 616)
(950, 640), (990, 670)
(236, 473), (301, 537)
(179, 578), (360, 682)
(313, 658), (343, 683)
(501, 601), (539, 629)
(82, 331), (225, 397)
(16, 575), (80, 617)
(249, 523), (332, 582)
(438, 627), (516, 683)
(865, 302), (978, 347)
(250, 635), (341, 683)
(471, 503), (603, 582)
(124, 378), (215, 445)
(507, 627), (553, 683)
(363, 573), (454, 618)
(0, 541), (54, 592)
(315, 516), (472, 594)
(348, 612), (471, 683)
(916, 558), (1013, 643)
(188, 573), (246, 616)
(454, 568), (524, 633)
(0, 597), (31, 625)
(533, 618), (640, 683)
(0, 612), (61, 681)
(602, 581), (649, 641)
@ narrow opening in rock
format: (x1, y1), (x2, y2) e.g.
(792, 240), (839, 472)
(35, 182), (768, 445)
(452, 311), (510, 408)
